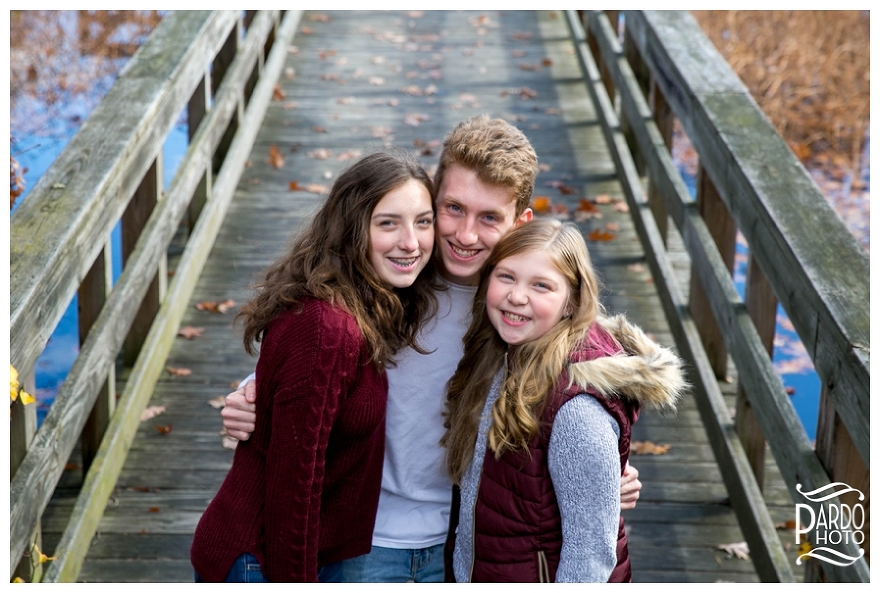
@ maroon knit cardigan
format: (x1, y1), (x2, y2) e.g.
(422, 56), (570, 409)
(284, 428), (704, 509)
(190, 298), (387, 582)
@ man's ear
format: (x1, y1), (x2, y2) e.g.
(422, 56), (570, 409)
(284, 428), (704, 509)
(515, 207), (533, 227)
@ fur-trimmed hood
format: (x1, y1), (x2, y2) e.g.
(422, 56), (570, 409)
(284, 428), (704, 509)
(566, 314), (687, 411)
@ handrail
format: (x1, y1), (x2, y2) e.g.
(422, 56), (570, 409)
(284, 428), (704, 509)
(566, 10), (869, 583)
(9, 10), (301, 581)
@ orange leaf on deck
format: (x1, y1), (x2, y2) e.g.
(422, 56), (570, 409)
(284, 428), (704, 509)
(531, 196), (552, 213)
(148, 507), (161, 513)
(595, 194), (613, 204)
(630, 440), (670, 455)
(576, 199), (600, 213)
(268, 144), (284, 169)
(272, 84), (286, 101)
(177, 326), (204, 339)
(166, 367), (191, 377)
(154, 424), (173, 434)
(587, 229), (616, 241)
(196, 299), (236, 313)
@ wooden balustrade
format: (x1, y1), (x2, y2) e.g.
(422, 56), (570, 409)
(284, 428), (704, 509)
(566, 9), (869, 583)
(9, 10), (302, 582)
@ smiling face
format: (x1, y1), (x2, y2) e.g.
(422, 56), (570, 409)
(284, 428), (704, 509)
(369, 178), (435, 288)
(434, 164), (532, 286)
(485, 248), (571, 346)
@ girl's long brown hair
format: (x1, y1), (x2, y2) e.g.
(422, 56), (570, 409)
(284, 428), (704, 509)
(237, 150), (439, 366)
(441, 219), (603, 483)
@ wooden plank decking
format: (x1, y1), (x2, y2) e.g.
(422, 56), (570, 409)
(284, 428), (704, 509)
(42, 10), (802, 582)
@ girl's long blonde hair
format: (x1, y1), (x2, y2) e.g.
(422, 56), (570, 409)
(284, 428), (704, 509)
(441, 219), (603, 484)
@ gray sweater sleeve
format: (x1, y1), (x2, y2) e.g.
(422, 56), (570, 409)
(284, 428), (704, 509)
(548, 394), (621, 582)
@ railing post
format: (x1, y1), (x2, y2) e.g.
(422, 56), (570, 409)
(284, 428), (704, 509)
(735, 254), (776, 490)
(647, 79), (673, 245)
(622, 24), (647, 177)
(122, 158), (165, 368)
(213, 17), (242, 171)
(807, 391), (871, 582)
(188, 68), (212, 227)
(10, 370), (41, 583)
(587, 12), (616, 104)
(79, 243), (116, 473)
(689, 165), (737, 379)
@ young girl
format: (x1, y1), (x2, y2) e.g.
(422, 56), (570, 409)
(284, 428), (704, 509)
(442, 219), (686, 582)
(190, 151), (440, 582)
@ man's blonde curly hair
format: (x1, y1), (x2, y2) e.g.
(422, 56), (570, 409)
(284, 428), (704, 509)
(433, 115), (538, 214)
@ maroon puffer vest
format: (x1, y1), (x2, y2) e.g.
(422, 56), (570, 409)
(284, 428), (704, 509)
(470, 323), (639, 582)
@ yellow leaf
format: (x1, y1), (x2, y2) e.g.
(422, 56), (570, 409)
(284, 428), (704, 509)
(13, 577), (25, 583)
(531, 196), (552, 213)
(630, 440), (670, 455)
(9, 364), (35, 405)
(797, 540), (812, 555)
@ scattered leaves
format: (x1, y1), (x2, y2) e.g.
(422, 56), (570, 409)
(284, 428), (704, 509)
(268, 144), (284, 169)
(140, 405), (167, 421)
(630, 440), (670, 455)
(716, 541), (750, 560)
(177, 326), (205, 339)
(196, 299), (236, 313)
(166, 367), (191, 377)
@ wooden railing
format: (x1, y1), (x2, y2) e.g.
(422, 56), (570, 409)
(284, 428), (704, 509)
(566, 10), (869, 583)
(9, 10), (302, 582)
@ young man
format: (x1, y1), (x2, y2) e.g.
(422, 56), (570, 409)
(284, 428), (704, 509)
(220, 115), (642, 582)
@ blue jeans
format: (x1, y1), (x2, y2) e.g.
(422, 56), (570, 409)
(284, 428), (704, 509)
(337, 544), (445, 583)
(194, 552), (343, 582)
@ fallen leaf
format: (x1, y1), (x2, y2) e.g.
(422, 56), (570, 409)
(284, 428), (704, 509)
(309, 13), (330, 22)
(605, 222), (620, 232)
(785, 386), (796, 395)
(272, 85), (285, 101)
(531, 196), (552, 213)
(196, 299), (236, 313)
(538, 163), (552, 172)
(166, 367), (191, 377)
(154, 424), (173, 434)
(300, 26), (313, 35)
(268, 144), (284, 169)
(313, 125), (328, 134)
(542, 58), (553, 67)
(140, 405), (167, 421)
(207, 396), (227, 409)
(776, 520), (797, 530)
(587, 229), (617, 242)
(511, 49), (526, 58)
(612, 201), (630, 213)
(308, 148), (333, 160)
(627, 263), (645, 273)
(519, 62), (541, 71)
(369, 76), (386, 86)
(148, 507), (161, 513)
(595, 194), (613, 204)
(403, 113), (431, 126)
(306, 183), (329, 194)
(576, 199), (600, 214)
(337, 96), (355, 105)
(797, 540), (812, 555)
(177, 326), (205, 339)
(511, 31), (533, 41)
(630, 440), (670, 455)
(716, 541), (750, 560)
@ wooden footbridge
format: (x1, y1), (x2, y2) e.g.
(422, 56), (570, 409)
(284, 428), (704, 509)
(9, 10), (869, 583)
